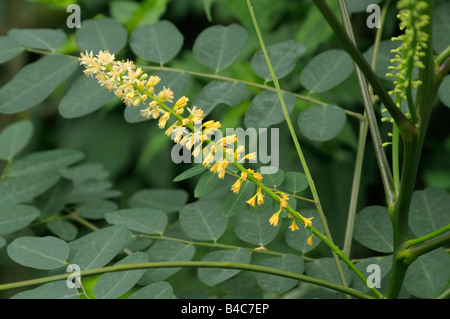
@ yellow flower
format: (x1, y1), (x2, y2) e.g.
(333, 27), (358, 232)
(174, 96), (189, 109)
(246, 194), (257, 207)
(158, 112), (170, 129)
(256, 187), (264, 205)
(253, 172), (263, 182)
(269, 209), (282, 227)
(240, 171), (248, 181)
(279, 192), (289, 208)
(307, 235), (314, 246)
(289, 220), (299, 231)
(210, 158), (229, 179)
(301, 216), (313, 228)
(231, 178), (242, 194)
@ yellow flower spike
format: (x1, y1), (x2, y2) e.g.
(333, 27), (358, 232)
(289, 220), (300, 231)
(269, 209), (282, 227)
(307, 235), (314, 246)
(301, 216), (314, 228)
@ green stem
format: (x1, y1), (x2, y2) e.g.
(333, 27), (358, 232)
(247, 0), (349, 292)
(0, 261), (375, 299)
(435, 45), (450, 66)
(405, 224), (450, 249)
(336, 0), (396, 206)
(401, 232), (450, 266)
(342, 117), (368, 257)
(312, 0), (416, 138)
(137, 65), (328, 107)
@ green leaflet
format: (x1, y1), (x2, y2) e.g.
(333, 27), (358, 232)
(0, 203), (40, 236)
(409, 187), (450, 237)
(404, 249), (450, 298)
(0, 55), (78, 114)
(11, 281), (80, 299)
(353, 206), (393, 253)
(297, 104), (347, 142)
(0, 120), (33, 161)
(8, 28), (66, 51)
(93, 252), (148, 299)
(193, 80), (247, 117)
(106, 208), (168, 235)
(251, 40), (305, 81)
(193, 24), (248, 72)
(179, 199), (227, 241)
(7, 236), (70, 270)
(76, 18), (127, 54)
(299, 49), (353, 93)
(197, 249), (251, 286)
(128, 188), (189, 214)
(129, 20), (183, 65)
(234, 208), (279, 246)
(254, 254), (304, 294)
(0, 36), (24, 64)
(59, 75), (116, 118)
(244, 91), (296, 131)
(71, 224), (129, 270)
(128, 281), (173, 299)
(7, 149), (84, 177)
